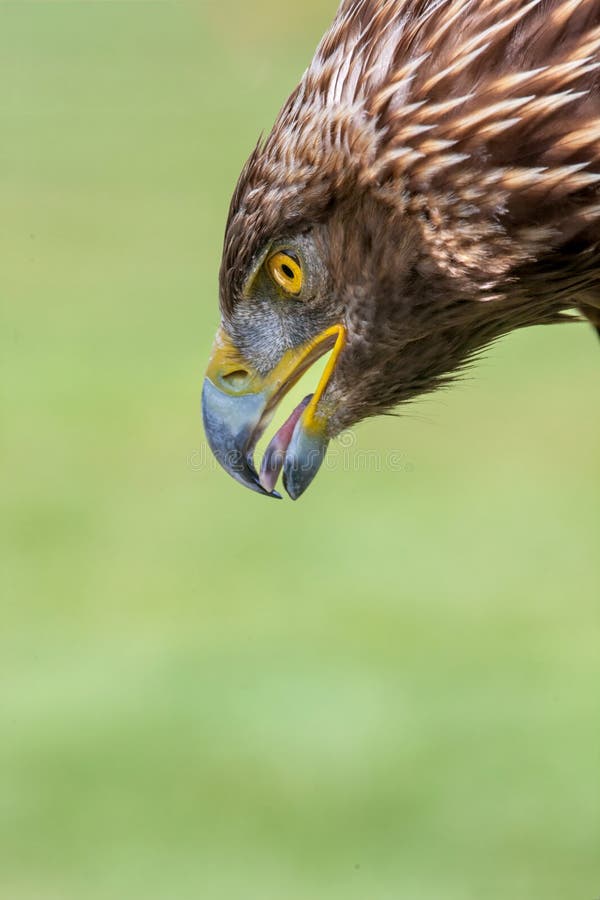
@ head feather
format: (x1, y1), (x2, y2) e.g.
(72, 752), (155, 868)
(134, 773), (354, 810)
(221, 0), (600, 313)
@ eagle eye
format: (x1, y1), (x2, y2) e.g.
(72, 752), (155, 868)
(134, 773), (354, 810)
(266, 251), (303, 296)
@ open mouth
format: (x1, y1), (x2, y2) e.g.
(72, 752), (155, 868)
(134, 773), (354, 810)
(259, 394), (312, 493)
(202, 324), (345, 499)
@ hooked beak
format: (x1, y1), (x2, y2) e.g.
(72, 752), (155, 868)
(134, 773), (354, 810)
(202, 324), (346, 499)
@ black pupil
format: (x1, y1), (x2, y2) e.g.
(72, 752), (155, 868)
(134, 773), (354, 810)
(281, 263), (295, 280)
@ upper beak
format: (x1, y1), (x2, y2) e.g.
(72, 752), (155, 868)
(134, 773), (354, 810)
(201, 323), (346, 499)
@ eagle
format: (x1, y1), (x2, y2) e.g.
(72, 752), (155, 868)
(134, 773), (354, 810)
(202, 0), (600, 500)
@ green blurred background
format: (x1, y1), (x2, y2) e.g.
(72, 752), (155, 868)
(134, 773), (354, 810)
(1, 2), (599, 898)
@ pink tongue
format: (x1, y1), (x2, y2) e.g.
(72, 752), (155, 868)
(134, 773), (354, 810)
(259, 395), (312, 493)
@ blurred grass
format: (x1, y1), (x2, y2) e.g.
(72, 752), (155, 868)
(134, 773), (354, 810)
(1, 2), (599, 899)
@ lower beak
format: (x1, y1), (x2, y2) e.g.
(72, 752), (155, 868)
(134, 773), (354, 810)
(201, 324), (346, 500)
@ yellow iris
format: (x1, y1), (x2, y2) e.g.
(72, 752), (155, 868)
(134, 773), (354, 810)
(267, 251), (303, 295)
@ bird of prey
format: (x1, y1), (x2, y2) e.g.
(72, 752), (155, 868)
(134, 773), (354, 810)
(202, 0), (600, 500)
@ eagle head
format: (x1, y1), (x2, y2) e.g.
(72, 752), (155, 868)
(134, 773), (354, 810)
(203, 0), (600, 499)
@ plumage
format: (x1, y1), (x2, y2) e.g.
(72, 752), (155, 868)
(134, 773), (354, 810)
(204, 0), (600, 499)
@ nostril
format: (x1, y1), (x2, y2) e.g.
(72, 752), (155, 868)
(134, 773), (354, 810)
(221, 369), (251, 391)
